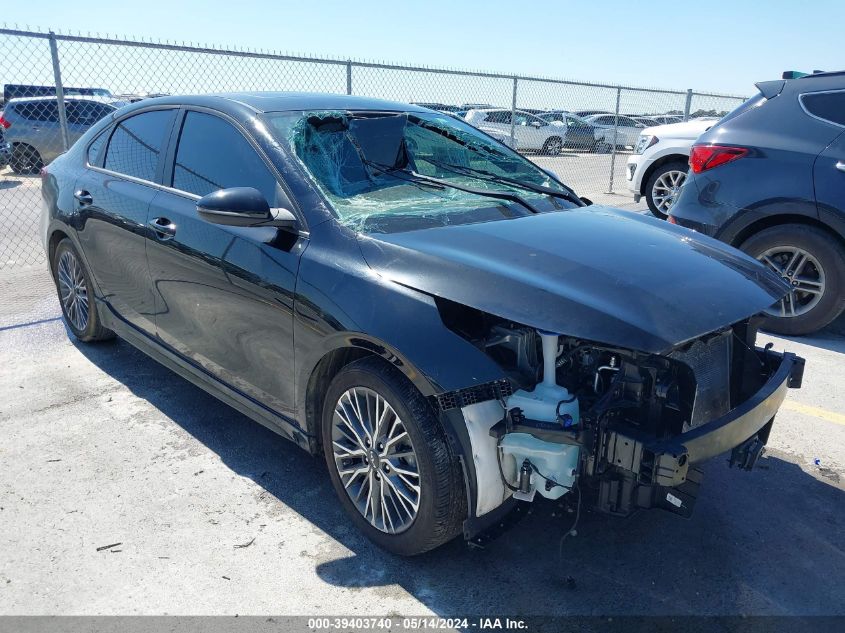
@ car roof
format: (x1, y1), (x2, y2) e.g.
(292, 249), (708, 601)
(7, 94), (125, 105)
(123, 92), (431, 115)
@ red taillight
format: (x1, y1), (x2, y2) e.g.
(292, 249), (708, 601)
(689, 144), (748, 174)
(667, 215), (677, 224)
(0, 113), (10, 129)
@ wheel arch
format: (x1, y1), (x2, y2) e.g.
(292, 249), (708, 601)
(47, 228), (70, 269)
(301, 334), (444, 451)
(639, 153), (689, 195)
(730, 213), (845, 250)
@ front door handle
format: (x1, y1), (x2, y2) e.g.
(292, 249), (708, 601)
(836, 161), (845, 172)
(74, 190), (93, 206)
(148, 217), (177, 240)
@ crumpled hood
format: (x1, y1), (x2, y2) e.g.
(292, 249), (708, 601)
(357, 206), (788, 354)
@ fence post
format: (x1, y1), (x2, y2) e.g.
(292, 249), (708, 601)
(606, 86), (621, 194)
(684, 88), (693, 121)
(48, 31), (69, 152)
(346, 60), (352, 95)
(510, 76), (518, 148)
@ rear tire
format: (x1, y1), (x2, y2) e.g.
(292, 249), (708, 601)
(740, 224), (845, 335)
(321, 356), (466, 556)
(10, 144), (43, 175)
(51, 238), (115, 342)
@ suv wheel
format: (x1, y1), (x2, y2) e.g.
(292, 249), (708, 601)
(321, 356), (466, 555)
(52, 238), (115, 342)
(741, 224), (845, 335)
(645, 161), (687, 219)
(10, 144), (43, 175)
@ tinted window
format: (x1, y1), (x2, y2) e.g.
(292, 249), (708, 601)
(484, 111), (510, 124)
(172, 111), (277, 202)
(802, 91), (845, 126)
(66, 101), (113, 125)
(87, 128), (109, 165)
(104, 110), (176, 181)
(13, 100), (58, 122)
(594, 116), (614, 125)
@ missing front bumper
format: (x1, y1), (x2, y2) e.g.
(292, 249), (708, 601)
(602, 349), (804, 490)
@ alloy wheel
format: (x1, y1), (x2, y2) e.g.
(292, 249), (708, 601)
(57, 250), (90, 331)
(651, 169), (686, 213)
(331, 387), (421, 534)
(757, 246), (825, 318)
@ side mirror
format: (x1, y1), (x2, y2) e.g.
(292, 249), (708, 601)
(530, 121), (542, 127)
(197, 187), (298, 230)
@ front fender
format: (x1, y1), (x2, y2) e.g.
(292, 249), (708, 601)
(293, 222), (507, 428)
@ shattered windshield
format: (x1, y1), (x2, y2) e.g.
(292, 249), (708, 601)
(267, 109), (579, 232)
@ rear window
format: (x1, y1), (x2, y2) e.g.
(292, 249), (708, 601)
(801, 91), (845, 126)
(104, 109), (176, 182)
(11, 100), (58, 122)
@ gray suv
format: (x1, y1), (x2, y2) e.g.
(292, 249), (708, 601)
(1, 95), (126, 174)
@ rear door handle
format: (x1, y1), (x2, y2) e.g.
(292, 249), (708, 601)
(836, 161), (845, 172)
(148, 217), (177, 240)
(74, 190), (93, 206)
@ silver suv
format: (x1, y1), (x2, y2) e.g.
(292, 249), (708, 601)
(1, 95), (126, 174)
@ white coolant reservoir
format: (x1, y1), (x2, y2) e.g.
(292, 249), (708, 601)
(500, 433), (579, 500)
(505, 331), (579, 426)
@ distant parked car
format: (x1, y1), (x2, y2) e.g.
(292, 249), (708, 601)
(671, 71), (845, 335)
(650, 114), (684, 125)
(573, 109), (611, 118)
(633, 116), (661, 127)
(583, 114), (645, 151)
(539, 111), (599, 151)
(626, 118), (719, 218)
(1, 95), (128, 174)
(464, 109), (566, 154)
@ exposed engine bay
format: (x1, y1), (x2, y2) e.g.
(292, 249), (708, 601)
(435, 300), (805, 526)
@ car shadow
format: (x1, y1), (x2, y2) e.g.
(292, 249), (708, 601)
(72, 336), (845, 616)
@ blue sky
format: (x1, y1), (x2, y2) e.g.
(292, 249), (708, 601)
(5, 0), (842, 96)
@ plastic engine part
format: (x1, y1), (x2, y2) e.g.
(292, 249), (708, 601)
(505, 330), (579, 425)
(500, 432), (579, 500)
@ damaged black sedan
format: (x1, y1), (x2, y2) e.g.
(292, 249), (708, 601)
(41, 93), (804, 555)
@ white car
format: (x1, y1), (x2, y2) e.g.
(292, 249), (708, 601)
(464, 109), (566, 154)
(626, 118), (719, 218)
(583, 113), (645, 151)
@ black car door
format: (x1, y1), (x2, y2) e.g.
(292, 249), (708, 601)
(145, 109), (304, 417)
(74, 107), (178, 334)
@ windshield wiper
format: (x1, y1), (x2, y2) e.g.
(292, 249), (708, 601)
(365, 161), (541, 214)
(405, 116), (582, 204)
(425, 160), (583, 205)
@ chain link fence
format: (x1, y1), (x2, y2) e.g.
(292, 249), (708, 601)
(0, 26), (747, 272)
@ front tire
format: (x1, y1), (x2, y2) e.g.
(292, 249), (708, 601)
(52, 238), (114, 342)
(321, 356), (466, 555)
(542, 136), (563, 156)
(645, 161), (688, 219)
(741, 224), (845, 335)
